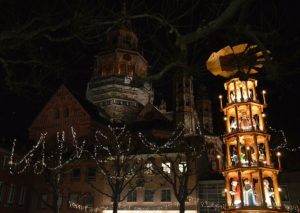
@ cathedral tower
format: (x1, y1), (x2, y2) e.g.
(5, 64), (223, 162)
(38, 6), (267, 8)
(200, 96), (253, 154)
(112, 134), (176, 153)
(195, 85), (214, 133)
(86, 20), (153, 123)
(173, 73), (198, 134)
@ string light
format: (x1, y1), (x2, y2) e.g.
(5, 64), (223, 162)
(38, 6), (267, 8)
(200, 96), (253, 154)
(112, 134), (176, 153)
(9, 127), (85, 175)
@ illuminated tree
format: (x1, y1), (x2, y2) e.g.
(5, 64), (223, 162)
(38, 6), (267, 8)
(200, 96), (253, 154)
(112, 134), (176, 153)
(140, 124), (207, 213)
(86, 125), (145, 213)
(9, 128), (85, 213)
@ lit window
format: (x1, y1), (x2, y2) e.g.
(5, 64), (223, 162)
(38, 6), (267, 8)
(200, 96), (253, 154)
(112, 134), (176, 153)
(179, 162), (187, 173)
(145, 163), (153, 175)
(161, 189), (171, 202)
(127, 190), (137, 202)
(7, 184), (16, 205)
(162, 162), (171, 174)
(18, 186), (26, 206)
(39, 193), (48, 208)
(118, 64), (126, 75)
(144, 190), (155, 202)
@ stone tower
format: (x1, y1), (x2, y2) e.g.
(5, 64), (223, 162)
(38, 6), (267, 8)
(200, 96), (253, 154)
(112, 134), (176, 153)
(219, 77), (286, 212)
(173, 73), (197, 134)
(86, 21), (154, 123)
(195, 85), (213, 133)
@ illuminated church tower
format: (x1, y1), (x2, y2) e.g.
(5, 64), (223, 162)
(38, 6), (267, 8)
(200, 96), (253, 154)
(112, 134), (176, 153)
(207, 44), (287, 213)
(86, 6), (153, 123)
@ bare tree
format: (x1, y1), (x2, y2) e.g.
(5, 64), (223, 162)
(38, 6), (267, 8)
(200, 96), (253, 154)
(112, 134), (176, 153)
(140, 124), (207, 213)
(9, 128), (85, 213)
(86, 125), (145, 213)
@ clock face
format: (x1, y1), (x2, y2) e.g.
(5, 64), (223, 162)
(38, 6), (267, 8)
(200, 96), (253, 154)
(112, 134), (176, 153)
(123, 54), (132, 61)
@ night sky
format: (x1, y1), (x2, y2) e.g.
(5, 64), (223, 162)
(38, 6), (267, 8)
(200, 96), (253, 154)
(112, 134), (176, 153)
(0, 0), (300, 168)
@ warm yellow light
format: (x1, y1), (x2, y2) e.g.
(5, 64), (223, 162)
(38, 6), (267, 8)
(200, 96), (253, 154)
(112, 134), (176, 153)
(277, 152), (281, 157)
(219, 95), (223, 99)
(246, 146), (250, 151)
(278, 187), (282, 192)
(262, 113), (266, 118)
(224, 188), (228, 192)
(217, 155), (221, 159)
(262, 90), (266, 94)
(224, 117), (227, 121)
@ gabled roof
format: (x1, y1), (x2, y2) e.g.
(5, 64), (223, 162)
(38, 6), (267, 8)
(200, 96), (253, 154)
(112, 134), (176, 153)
(136, 102), (170, 122)
(29, 85), (109, 130)
(130, 103), (174, 132)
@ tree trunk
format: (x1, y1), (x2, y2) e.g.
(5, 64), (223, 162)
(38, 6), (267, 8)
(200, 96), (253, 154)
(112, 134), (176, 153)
(179, 200), (186, 213)
(113, 199), (118, 213)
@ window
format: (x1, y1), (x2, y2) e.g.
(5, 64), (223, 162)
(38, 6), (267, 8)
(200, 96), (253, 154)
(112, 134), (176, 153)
(162, 162), (171, 174)
(39, 193), (48, 208)
(179, 162), (187, 173)
(0, 182), (5, 204)
(85, 193), (94, 207)
(145, 163), (153, 175)
(58, 194), (63, 208)
(161, 189), (171, 202)
(144, 189), (155, 202)
(87, 167), (96, 179)
(118, 64), (126, 75)
(127, 190), (137, 202)
(69, 193), (79, 207)
(7, 184), (16, 205)
(72, 168), (81, 180)
(2, 155), (9, 170)
(54, 109), (60, 119)
(63, 108), (69, 118)
(18, 186), (26, 206)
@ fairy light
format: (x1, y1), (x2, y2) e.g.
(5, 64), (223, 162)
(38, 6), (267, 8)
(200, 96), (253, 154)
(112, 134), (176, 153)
(9, 127), (86, 175)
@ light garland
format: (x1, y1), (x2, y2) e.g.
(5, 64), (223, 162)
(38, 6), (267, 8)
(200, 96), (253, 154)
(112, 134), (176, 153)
(9, 127), (85, 175)
(266, 123), (300, 152)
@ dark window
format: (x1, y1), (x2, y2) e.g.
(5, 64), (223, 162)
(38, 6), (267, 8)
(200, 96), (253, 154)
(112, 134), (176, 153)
(72, 168), (81, 180)
(18, 186), (26, 207)
(0, 182), (5, 204)
(144, 189), (155, 202)
(161, 189), (171, 202)
(127, 190), (137, 202)
(87, 167), (96, 179)
(85, 193), (94, 207)
(69, 193), (79, 207)
(54, 109), (60, 119)
(39, 193), (48, 209)
(63, 108), (69, 118)
(7, 184), (16, 205)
